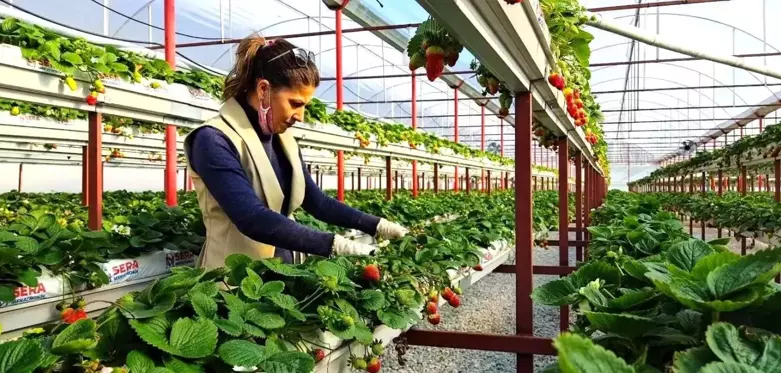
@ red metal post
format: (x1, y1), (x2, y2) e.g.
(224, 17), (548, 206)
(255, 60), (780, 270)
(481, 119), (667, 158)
(689, 173), (694, 235)
(515, 91), (533, 372)
(740, 165), (747, 255)
(395, 170), (399, 192)
(17, 163), (22, 192)
(88, 113), (103, 230)
(575, 154), (583, 262)
(465, 168), (471, 193)
(487, 171), (492, 195)
(453, 88), (459, 192)
(386, 156), (392, 201)
(411, 72), (418, 198)
(557, 138), (569, 332)
(357, 168), (362, 191)
(82, 146), (89, 206)
(164, 0), (177, 207)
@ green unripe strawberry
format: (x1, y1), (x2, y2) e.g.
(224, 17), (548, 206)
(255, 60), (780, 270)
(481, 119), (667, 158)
(351, 357), (367, 370)
(340, 315), (354, 328)
(323, 275), (339, 290)
(64, 76), (77, 91)
(133, 72), (142, 83)
(10, 106), (20, 116)
(371, 342), (384, 356)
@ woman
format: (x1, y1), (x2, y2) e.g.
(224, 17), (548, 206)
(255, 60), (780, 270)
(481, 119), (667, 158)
(183, 35), (408, 269)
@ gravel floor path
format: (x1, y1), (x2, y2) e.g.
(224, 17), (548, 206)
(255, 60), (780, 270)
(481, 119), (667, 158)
(380, 231), (579, 373)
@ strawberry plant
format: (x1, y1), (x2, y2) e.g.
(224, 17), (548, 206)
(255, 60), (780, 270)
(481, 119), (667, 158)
(406, 17), (463, 81)
(537, 191), (781, 372)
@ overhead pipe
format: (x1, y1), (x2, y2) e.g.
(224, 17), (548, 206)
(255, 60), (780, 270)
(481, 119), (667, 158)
(586, 14), (781, 80)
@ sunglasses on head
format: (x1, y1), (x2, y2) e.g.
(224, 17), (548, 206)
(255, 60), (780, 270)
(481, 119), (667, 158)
(267, 47), (316, 67)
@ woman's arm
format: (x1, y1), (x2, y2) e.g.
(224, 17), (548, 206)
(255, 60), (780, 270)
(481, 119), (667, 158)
(189, 127), (336, 257)
(299, 151), (381, 235)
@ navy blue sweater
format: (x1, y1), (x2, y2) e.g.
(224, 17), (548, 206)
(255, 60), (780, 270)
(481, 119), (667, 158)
(188, 98), (380, 263)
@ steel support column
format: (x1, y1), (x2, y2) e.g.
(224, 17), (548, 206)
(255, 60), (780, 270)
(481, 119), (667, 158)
(88, 112), (103, 230)
(741, 165), (747, 255)
(433, 163), (439, 193)
(453, 87), (459, 192)
(701, 172), (706, 239)
(17, 163), (22, 192)
(689, 173), (694, 235)
(515, 91), (534, 372)
(334, 4), (346, 201)
(480, 104), (485, 191)
(82, 146), (88, 206)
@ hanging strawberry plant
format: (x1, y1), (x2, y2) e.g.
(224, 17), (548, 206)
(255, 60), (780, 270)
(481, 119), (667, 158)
(407, 17), (463, 82)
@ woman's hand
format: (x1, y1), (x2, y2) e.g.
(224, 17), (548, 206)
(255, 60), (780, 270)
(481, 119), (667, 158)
(376, 218), (409, 240)
(331, 235), (378, 256)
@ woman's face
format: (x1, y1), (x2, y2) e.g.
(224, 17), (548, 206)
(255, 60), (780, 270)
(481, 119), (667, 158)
(255, 80), (316, 134)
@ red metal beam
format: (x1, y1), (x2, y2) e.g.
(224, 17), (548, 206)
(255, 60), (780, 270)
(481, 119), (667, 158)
(515, 91), (534, 372)
(335, 7), (346, 202)
(81, 146), (88, 206)
(385, 156), (392, 200)
(603, 103), (781, 114)
(453, 87), (459, 192)
(17, 163), (22, 192)
(602, 117), (764, 125)
(575, 154), (583, 262)
(402, 330), (556, 355)
(150, 23), (420, 50)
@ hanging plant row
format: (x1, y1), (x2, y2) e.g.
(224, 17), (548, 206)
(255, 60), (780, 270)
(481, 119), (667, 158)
(406, 17), (464, 82)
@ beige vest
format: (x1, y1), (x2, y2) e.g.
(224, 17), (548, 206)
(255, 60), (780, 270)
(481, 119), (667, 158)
(184, 98), (306, 269)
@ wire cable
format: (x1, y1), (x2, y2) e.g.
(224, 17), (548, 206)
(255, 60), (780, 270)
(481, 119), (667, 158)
(0, 0), (161, 46)
(89, 0), (223, 41)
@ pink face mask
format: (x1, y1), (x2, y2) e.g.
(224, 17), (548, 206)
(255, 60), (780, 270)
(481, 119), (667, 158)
(257, 92), (274, 136)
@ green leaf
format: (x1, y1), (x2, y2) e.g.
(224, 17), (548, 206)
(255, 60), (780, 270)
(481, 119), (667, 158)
(553, 333), (634, 373)
(0, 285), (14, 302)
(130, 316), (218, 359)
(359, 290), (386, 311)
(269, 293), (298, 311)
(608, 288), (659, 310)
(354, 323), (374, 345)
(259, 351), (316, 373)
(225, 253), (253, 269)
(377, 309), (410, 330)
(126, 350), (156, 373)
(51, 319), (98, 354)
(532, 278), (579, 306)
(218, 340), (268, 367)
(755, 337), (781, 373)
(188, 282), (219, 298)
(241, 268), (264, 300)
(14, 236), (39, 254)
(257, 281), (285, 298)
(666, 239), (714, 272)
(316, 261), (345, 279)
(692, 252), (740, 280)
(118, 292), (176, 319)
(708, 238), (732, 246)
(707, 247), (781, 298)
(0, 339), (43, 373)
(585, 312), (657, 338)
(706, 322), (762, 365)
(700, 362), (764, 373)
(578, 280), (610, 308)
(190, 293), (218, 319)
(18, 269), (39, 287)
(129, 236), (144, 248)
(221, 292), (250, 316)
(0, 231), (18, 242)
(261, 259), (312, 277)
(215, 316), (244, 337)
(570, 261), (622, 287)
(673, 346), (717, 373)
(245, 309), (286, 330)
(163, 357), (202, 373)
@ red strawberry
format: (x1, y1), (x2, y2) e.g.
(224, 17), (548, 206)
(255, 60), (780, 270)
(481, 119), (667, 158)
(426, 302), (438, 314)
(534, 128), (546, 137)
(362, 264), (380, 282)
(548, 72), (561, 88)
(442, 287), (455, 301)
(557, 75), (566, 90)
(504, 0), (522, 3)
(486, 77), (499, 95)
(85, 94), (98, 106)
(366, 357), (381, 373)
(473, 264), (483, 271)
(575, 99), (584, 109)
(409, 53), (425, 72)
(314, 349), (325, 362)
(563, 87), (574, 99)
(428, 290), (439, 303)
(425, 46), (446, 82)
(574, 89), (581, 99)
(427, 313), (441, 325)
(61, 307), (87, 324)
(498, 107), (509, 118)
(448, 294), (461, 308)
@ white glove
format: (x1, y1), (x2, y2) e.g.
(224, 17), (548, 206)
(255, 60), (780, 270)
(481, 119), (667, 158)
(376, 218), (408, 240)
(331, 234), (377, 256)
